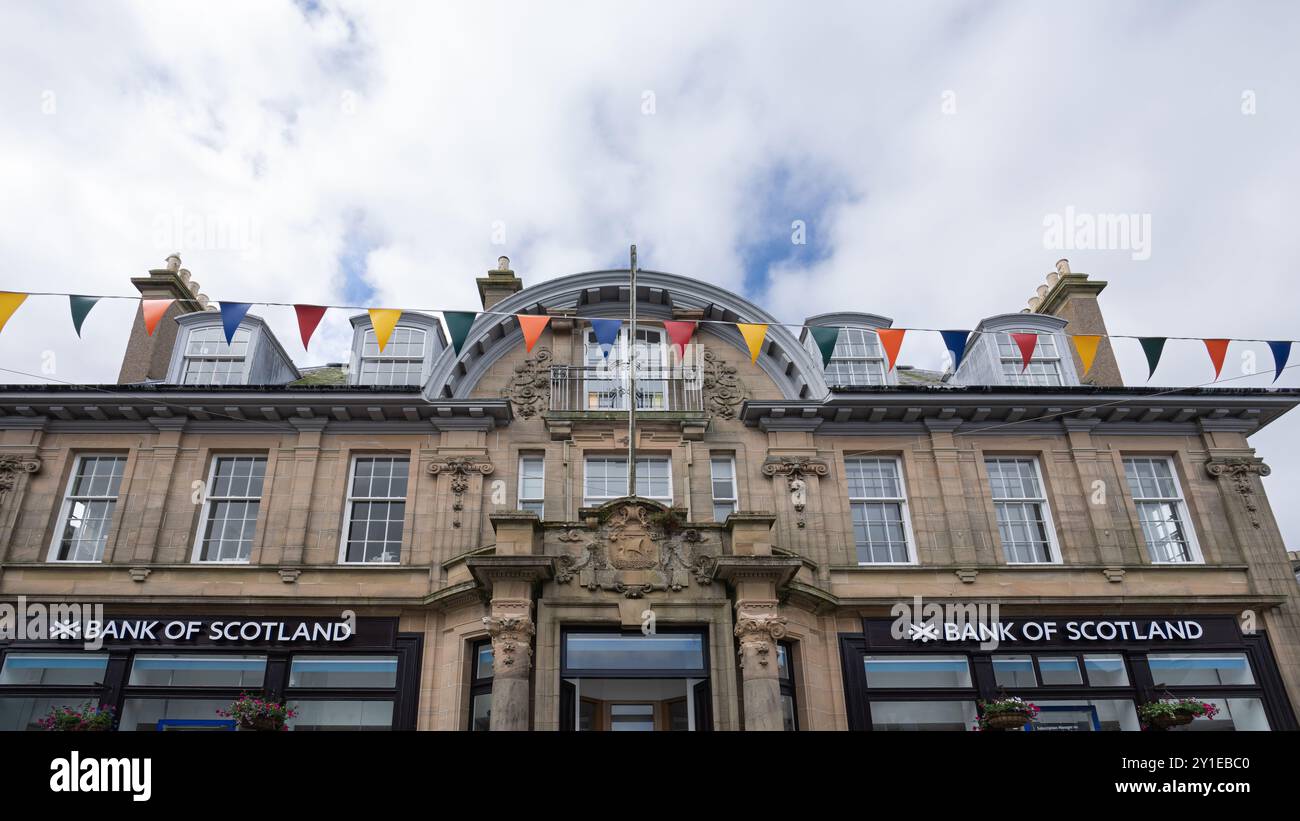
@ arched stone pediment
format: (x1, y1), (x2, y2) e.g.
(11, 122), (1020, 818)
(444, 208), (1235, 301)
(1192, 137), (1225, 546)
(424, 269), (828, 402)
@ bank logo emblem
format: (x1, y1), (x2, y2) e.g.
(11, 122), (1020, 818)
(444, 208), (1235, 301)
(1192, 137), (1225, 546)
(906, 621), (939, 642)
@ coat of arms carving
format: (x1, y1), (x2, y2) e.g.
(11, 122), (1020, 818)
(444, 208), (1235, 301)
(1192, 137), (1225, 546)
(554, 500), (716, 598)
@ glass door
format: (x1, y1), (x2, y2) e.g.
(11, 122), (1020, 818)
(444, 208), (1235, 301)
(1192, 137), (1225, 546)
(559, 629), (710, 731)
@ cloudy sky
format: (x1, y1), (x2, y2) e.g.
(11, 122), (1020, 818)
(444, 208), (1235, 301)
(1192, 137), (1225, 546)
(1, 0), (1298, 539)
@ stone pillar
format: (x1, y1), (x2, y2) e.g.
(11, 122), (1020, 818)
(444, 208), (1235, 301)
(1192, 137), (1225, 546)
(484, 594), (536, 731)
(734, 599), (787, 731)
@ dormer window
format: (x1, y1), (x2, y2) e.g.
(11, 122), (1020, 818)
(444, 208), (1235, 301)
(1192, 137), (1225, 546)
(996, 331), (1064, 386)
(359, 327), (427, 386)
(182, 327), (251, 385)
(826, 328), (888, 387)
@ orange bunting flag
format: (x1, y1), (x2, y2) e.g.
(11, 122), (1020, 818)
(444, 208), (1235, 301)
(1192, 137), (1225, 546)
(1072, 335), (1102, 376)
(1203, 339), (1230, 380)
(518, 314), (550, 353)
(141, 299), (174, 337)
(1010, 332), (1039, 371)
(0, 292), (28, 336)
(368, 308), (402, 353)
(737, 323), (767, 363)
(876, 328), (906, 371)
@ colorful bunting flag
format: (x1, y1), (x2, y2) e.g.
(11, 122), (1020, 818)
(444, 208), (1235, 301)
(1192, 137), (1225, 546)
(141, 299), (174, 337)
(368, 308), (402, 353)
(589, 318), (622, 359)
(0, 292), (26, 336)
(219, 302), (252, 345)
(68, 295), (100, 338)
(1072, 334), (1102, 376)
(876, 328), (906, 372)
(809, 326), (841, 368)
(517, 315), (550, 353)
(1010, 332), (1039, 371)
(1139, 337), (1167, 381)
(663, 320), (698, 359)
(1268, 340), (1292, 383)
(294, 305), (327, 350)
(940, 330), (971, 370)
(737, 323), (768, 363)
(444, 311), (478, 356)
(1203, 338), (1230, 380)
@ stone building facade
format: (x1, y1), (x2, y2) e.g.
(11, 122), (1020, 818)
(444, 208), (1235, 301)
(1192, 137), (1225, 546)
(0, 255), (1297, 731)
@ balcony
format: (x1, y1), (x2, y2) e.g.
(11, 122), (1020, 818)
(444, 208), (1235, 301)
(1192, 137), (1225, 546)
(549, 365), (703, 413)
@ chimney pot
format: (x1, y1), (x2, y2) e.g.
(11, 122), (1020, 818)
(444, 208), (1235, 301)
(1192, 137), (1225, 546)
(1056, 258), (1071, 275)
(1046, 272), (1059, 288)
(1028, 296), (1042, 311)
(1036, 285), (1049, 298)
(166, 253), (181, 272)
(498, 256), (510, 271)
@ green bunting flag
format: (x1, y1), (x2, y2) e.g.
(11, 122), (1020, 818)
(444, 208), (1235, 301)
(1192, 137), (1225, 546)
(1139, 337), (1167, 381)
(809, 326), (841, 368)
(444, 311), (478, 356)
(68, 295), (100, 338)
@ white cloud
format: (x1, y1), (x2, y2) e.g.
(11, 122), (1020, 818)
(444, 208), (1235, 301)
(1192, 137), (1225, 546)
(1, 0), (1298, 541)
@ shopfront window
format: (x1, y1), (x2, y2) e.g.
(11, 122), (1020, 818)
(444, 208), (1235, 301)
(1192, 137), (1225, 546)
(1038, 656), (1083, 686)
(286, 700), (395, 731)
(289, 656), (398, 689)
(1146, 652), (1254, 686)
(0, 696), (100, 731)
(1032, 700), (1140, 731)
(864, 655), (971, 688)
(120, 698), (231, 731)
(1083, 654), (1129, 686)
(0, 653), (108, 685)
(565, 633), (705, 674)
(871, 700), (977, 731)
(128, 654), (266, 688)
(1168, 697), (1269, 731)
(993, 655), (1036, 687)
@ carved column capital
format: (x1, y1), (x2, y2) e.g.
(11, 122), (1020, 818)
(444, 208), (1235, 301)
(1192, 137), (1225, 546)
(761, 457), (826, 527)
(0, 454), (41, 507)
(1206, 457), (1271, 529)
(734, 601), (787, 673)
(483, 597), (535, 678)
(428, 456), (494, 528)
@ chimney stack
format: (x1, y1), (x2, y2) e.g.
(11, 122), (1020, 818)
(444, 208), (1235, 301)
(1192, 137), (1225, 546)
(116, 254), (209, 384)
(1029, 258), (1122, 386)
(476, 255), (523, 310)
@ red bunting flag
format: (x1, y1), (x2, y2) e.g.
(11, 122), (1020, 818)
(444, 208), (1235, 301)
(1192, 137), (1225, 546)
(663, 321), (698, 359)
(1011, 332), (1039, 371)
(517, 314), (550, 353)
(876, 328), (906, 372)
(141, 299), (174, 337)
(1203, 338), (1230, 380)
(294, 305), (327, 351)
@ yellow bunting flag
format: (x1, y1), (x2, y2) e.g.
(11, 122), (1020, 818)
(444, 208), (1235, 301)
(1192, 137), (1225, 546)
(1072, 335), (1102, 376)
(0, 292), (28, 336)
(517, 315), (550, 353)
(368, 308), (402, 353)
(141, 299), (174, 337)
(737, 323), (768, 363)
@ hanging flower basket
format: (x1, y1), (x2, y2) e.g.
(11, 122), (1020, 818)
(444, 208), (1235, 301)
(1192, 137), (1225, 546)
(219, 692), (296, 732)
(1138, 698), (1218, 731)
(37, 702), (115, 732)
(975, 697), (1039, 731)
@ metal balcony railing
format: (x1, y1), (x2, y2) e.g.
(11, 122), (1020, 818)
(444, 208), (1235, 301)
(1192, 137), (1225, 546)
(549, 365), (703, 412)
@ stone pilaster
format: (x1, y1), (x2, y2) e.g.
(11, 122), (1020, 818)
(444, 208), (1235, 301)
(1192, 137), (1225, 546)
(734, 599), (787, 731)
(466, 555), (553, 731)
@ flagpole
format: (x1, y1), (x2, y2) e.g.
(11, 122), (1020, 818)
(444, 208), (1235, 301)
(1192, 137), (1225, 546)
(627, 244), (637, 499)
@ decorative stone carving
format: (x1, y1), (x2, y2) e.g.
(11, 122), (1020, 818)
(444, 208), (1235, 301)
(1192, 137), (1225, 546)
(734, 604), (788, 671)
(954, 568), (979, 584)
(701, 348), (747, 419)
(428, 456), (494, 528)
(127, 567), (151, 583)
(501, 347), (552, 419)
(554, 500), (716, 597)
(1206, 457), (1270, 529)
(0, 454), (40, 508)
(483, 608), (536, 671)
(1101, 567), (1126, 583)
(278, 568), (303, 583)
(761, 457), (828, 528)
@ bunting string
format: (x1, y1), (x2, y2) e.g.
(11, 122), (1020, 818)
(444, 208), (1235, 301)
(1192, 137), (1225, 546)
(0, 289), (1297, 383)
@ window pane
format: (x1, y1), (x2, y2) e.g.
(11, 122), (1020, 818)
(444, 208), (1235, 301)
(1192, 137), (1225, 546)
(871, 700), (977, 731)
(1146, 653), (1255, 686)
(119, 698), (231, 731)
(286, 699), (394, 731)
(992, 655), (1037, 688)
(1038, 656), (1083, 685)
(609, 703), (656, 732)
(475, 644), (494, 680)
(863, 655), (971, 688)
(0, 696), (104, 731)
(0, 653), (108, 686)
(288, 655), (398, 688)
(782, 694), (797, 731)
(564, 633), (705, 672)
(1084, 654), (1130, 686)
(470, 693), (492, 731)
(1034, 699), (1140, 731)
(1165, 697), (1268, 731)
(128, 654), (266, 687)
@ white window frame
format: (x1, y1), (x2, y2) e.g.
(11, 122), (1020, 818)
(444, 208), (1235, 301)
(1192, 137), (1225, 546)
(181, 326), (252, 386)
(1123, 456), (1203, 564)
(191, 454), (267, 564)
(582, 455), (672, 506)
(845, 456), (917, 565)
(996, 331), (1065, 387)
(338, 455), (411, 565)
(47, 453), (128, 563)
(710, 455), (738, 522)
(985, 456), (1061, 564)
(357, 326), (427, 386)
(824, 328), (889, 387)
(518, 453), (545, 517)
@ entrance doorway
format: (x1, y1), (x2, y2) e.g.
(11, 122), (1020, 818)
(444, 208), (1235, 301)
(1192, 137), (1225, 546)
(559, 629), (711, 732)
